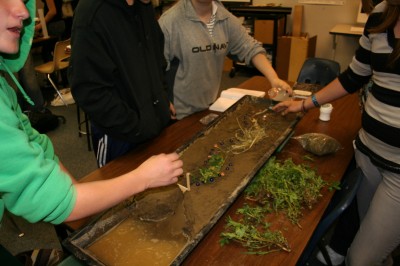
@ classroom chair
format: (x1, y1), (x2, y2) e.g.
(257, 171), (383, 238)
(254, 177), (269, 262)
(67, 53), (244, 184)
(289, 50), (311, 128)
(297, 167), (364, 266)
(297, 57), (341, 86)
(34, 39), (71, 106)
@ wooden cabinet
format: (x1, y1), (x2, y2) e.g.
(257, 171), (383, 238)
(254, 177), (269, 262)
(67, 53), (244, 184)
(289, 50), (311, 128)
(254, 17), (285, 45)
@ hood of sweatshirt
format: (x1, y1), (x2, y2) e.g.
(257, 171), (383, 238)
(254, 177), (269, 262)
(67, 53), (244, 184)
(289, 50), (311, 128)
(0, 0), (35, 104)
(1, 0), (35, 72)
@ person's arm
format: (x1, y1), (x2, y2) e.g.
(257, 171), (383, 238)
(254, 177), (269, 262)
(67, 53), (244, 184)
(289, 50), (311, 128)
(65, 153), (183, 222)
(225, 12), (291, 93)
(170, 102), (177, 120)
(251, 53), (291, 93)
(35, 0), (57, 31)
(59, 161), (78, 184)
(1, 105), (182, 223)
(272, 78), (349, 115)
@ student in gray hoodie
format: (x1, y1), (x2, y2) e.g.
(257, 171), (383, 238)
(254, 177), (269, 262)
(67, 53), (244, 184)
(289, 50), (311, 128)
(159, 0), (291, 120)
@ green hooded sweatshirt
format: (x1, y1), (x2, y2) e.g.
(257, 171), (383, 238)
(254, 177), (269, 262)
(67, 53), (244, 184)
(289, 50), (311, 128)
(0, 0), (76, 224)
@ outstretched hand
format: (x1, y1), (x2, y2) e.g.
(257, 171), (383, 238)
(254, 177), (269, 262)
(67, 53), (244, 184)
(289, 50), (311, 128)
(136, 152), (183, 189)
(68, 153), (183, 221)
(272, 100), (303, 115)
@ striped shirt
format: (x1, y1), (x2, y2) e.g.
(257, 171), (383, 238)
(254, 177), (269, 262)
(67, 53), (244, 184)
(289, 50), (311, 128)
(338, 1), (400, 172)
(206, 2), (218, 37)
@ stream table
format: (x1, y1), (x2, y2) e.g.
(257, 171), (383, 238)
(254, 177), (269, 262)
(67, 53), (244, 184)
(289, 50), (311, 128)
(65, 76), (362, 265)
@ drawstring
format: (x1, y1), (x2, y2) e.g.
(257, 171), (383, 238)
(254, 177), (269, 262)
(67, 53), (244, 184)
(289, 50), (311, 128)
(0, 58), (34, 105)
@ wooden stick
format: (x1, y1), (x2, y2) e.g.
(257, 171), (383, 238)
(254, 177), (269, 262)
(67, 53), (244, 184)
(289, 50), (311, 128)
(177, 184), (189, 193)
(186, 173), (191, 191)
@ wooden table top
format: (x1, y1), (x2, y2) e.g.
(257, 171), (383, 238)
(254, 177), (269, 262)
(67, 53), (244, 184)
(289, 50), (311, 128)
(67, 76), (362, 265)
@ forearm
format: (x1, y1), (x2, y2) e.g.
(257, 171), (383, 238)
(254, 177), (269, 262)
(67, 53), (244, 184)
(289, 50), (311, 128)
(303, 79), (349, 111)
(251, 53), (279, 81)
(65, 171), (146, 221)
(64, 153), (183, 222)
(35, 1), (57, 31)
(251, 53), (292, 93)
(44, 0), (57, 23)
(272, 78), (350, 114)
(44, 12), (56, 24)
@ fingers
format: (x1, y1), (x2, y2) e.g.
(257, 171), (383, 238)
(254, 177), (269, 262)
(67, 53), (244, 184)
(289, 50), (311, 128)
(271, 102), (291, 116)
(271, 102), (286, 112)
(170, 103), (177, 120)
(171, 163), (183, 178)
(286, 86), (293, 95)
(161, 152), (183, 184)
(137, 152), (183, 189)
(274, 79), (292, 94)
(169, 153), (183, 182)
(167, 152), (180, 161)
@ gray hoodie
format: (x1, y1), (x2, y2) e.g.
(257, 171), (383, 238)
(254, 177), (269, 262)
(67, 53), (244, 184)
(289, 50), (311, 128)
(159, 0), (266, 119)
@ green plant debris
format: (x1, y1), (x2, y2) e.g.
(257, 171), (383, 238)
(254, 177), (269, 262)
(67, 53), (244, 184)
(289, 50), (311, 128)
(237, 204), (271, 224)
(190, 150), (228, 185)
(245, 157), (325, 224)
(186, 113), (273, 186)
(220, 157), (328, 254)
(220, 217), (291, 254)
(328, 180), (341, 192)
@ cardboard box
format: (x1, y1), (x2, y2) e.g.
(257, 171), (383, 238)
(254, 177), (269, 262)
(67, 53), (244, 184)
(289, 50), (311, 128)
(254, 18), (285, 45)
(276, 33), (317, 82)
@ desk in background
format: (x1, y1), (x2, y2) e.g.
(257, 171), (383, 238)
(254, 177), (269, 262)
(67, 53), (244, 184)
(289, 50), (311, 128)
(31, 35), (58, 49)
(329, 24), (363, 60)
(66, 76), (362, 265)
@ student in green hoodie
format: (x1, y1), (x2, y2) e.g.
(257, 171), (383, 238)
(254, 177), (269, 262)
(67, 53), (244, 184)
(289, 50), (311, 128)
(0, 0), (182, 228)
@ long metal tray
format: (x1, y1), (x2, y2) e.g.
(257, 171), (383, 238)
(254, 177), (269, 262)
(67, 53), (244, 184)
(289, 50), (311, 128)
(63, 96), (300, 265)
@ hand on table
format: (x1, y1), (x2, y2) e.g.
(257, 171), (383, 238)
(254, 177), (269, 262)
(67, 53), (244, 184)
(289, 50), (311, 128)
(272, 100), (303, 116)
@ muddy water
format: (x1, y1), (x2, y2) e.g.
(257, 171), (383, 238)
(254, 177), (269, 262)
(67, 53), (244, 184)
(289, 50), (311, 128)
(87, 217), (187, 266)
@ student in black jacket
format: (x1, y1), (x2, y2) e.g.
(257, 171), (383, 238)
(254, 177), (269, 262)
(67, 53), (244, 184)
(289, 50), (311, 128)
(69, 0), (176, 167)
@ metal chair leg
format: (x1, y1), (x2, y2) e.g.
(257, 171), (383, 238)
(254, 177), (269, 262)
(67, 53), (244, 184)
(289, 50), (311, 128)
(77, 105), (92, 151)
(47, 73), (67, 106)
(77, 104), (82, 137)
(84, 114), (92, 151)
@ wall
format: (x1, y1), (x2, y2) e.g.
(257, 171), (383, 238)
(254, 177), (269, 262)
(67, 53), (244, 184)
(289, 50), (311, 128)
(252, 0), (361, 71)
